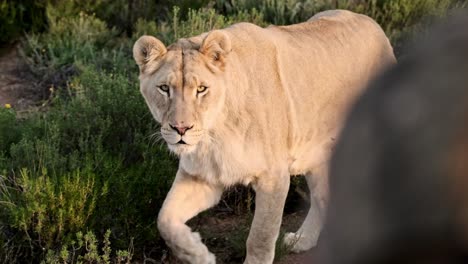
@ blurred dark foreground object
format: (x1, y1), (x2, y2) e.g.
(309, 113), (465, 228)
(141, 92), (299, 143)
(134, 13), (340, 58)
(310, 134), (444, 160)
(317, 10), (468, 264)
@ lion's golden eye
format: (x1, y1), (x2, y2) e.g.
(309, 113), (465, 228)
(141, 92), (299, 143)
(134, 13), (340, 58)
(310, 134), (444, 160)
(157, 85), (170, 93)
(197, 85), (208, 93)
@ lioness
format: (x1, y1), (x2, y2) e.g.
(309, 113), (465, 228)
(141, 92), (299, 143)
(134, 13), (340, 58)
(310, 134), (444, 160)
(133, 10), (395, 264)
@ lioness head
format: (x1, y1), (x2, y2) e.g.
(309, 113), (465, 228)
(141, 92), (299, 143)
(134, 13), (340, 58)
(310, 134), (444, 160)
(133, 31), (232, 155)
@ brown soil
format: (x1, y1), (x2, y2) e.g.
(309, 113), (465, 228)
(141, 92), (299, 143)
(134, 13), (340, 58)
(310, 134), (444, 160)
(0, 44), (37, 110)
(158, 209), (314, 264)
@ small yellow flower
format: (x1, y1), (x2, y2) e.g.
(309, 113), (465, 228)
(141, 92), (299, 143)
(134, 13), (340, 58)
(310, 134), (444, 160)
(5, 104), (11, 109)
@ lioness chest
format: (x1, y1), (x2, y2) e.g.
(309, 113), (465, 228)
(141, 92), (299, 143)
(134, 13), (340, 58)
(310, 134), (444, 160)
(179, 138), (275, 186)
(178, 134), (333, 186)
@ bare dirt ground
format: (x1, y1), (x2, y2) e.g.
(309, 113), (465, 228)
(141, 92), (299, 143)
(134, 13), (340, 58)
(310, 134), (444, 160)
(0, 44), (37, 110)
(198, 211), (314, 264)
(160, 198), (315, 264)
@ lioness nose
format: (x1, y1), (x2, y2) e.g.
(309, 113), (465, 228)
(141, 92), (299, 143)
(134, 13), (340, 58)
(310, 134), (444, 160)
(170, 124), (193, 136)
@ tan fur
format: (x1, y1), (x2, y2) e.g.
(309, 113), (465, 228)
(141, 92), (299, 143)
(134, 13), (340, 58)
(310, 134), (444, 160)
(133, 10), (395, 264)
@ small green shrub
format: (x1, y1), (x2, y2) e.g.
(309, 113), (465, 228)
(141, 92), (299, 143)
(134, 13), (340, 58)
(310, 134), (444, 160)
(150, 7), (266, 45)
(42, 230), (133, 264)
(23, 11), (117, 70)
(0, 0), (47, 43)
(2, 168), (97, 248)
(0, 62), (178, 260)
(2, 10), (177, 262)
(0, 108), (21, 155)
(132, 18), (159, 40)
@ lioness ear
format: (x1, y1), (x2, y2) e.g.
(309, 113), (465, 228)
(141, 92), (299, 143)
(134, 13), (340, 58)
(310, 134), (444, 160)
(200, 30), (231, 70)
(133, 35), (167, 73)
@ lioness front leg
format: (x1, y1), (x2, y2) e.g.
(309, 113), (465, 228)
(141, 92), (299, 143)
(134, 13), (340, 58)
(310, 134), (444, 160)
(244, 173), (290, 264)
(157, 169), (223, 264)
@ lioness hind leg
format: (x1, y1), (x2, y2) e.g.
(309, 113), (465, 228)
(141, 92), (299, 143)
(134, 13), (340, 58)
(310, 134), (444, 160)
(284, 164), (329, 253)
(157, 170), (223, 264)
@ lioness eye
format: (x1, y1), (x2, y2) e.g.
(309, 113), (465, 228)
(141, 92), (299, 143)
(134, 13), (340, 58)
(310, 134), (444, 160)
(197, 85), (208, 93)
(157, 85), (170, 94)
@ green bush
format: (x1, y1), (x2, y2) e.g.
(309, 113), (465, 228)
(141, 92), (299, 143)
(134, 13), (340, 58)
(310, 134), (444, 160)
(0, 108), (21, 154)
(0, 60), (179, 260)
(0, 0), (219, 44)
(2, 168), (97, 248)
(132, 7), (265, 46)
(23, 11), (118, 70)
(1, 10), (178, 261)
(215, 0), (467, 52)
(42, 230), (133, 264)
(0, 0), (47, 44)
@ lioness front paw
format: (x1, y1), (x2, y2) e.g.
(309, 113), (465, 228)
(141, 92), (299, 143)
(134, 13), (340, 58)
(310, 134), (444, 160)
(190, 251), (216, 264)
(175, 250), (216, 264)
(170, 231), (216, 264)
(283, 232), (316, 253)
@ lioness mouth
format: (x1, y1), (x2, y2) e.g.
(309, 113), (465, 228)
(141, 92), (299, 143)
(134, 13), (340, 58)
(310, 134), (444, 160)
(177, 140), (187, 144)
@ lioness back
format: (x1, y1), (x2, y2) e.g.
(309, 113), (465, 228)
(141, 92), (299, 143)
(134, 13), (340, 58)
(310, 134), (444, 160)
(211, 9), (396, 177)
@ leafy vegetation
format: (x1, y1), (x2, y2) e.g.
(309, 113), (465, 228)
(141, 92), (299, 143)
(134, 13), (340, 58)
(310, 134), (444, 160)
(0, 0), (47, 44)
(0, 0), (466, 262)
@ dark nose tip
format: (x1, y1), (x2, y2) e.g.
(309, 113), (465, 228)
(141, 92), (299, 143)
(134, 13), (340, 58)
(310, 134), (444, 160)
(170, 124), (193, 136)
